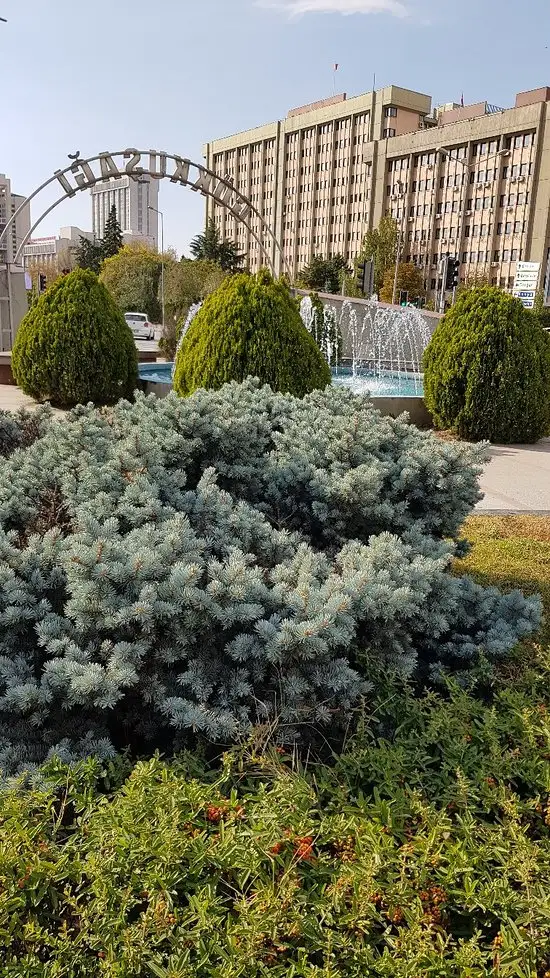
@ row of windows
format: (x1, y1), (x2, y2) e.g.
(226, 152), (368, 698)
(505, 132), (534, 149)
(389, 164), (532, 198)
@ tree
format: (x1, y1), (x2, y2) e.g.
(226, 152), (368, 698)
(102, 205), (124, 259)
(423, 286), (550, 443)
(457, 270), (491, 294)
(358, 216), (398, 294)
(174, 270), (332, 398)
(190, 218), (244, 272)
(379, 262), (426, 304)
(160, 259), (227, 359)
(99, 243), (167, 323)
(532, 290), (550, 331)
(12, 268), (138, 408)
(164, 258), (226, 325)
(297, 255), (350, 295)
(75, 236), (104, 275)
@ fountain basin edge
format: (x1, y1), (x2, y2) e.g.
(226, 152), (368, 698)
(138, 364), (433, 428)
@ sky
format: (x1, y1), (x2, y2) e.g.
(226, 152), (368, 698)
(1, 0), (550, 256)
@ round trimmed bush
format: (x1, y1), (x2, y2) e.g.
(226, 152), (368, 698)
(173, 270), (332, 397)
(423, 286), (550, 443)
(12, 268), (138, 408)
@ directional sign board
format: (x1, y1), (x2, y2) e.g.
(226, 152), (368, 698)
(513, 261), (540, 307)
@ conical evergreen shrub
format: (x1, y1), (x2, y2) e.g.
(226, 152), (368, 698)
(173, 270), (332, 397)
(12, 269), (138, 408)
(423, 286), (550, 443)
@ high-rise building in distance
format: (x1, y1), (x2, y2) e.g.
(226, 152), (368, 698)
(0, 173), (30, 349)
(204, 84), (550, 300)
(90, 174), (159, 249)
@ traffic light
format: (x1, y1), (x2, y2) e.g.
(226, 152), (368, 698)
(445, 258), (460, 290)
(38, 273), (47, 293)
(355, 259), (374, 296)
(399, 290), (408, 306)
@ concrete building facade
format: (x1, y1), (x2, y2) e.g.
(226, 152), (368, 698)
(23, 226), (93, 274)
(90, 175), (159, 249)
(0, 174), (30, 350)
(204, 85), (550, 299)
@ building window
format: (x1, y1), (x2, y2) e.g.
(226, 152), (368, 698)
(385, 106), (398, 117)
(383, 128), (396, 138)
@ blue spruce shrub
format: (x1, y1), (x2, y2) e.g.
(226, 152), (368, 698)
(0, 381), (540, 772)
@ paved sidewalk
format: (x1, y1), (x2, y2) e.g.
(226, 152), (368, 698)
(477, 438), (550, 513)
(0, 386), (39, 412)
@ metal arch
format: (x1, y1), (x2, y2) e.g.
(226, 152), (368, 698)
(1, 149), (290, 275)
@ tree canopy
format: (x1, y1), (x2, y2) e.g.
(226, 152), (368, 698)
(297, 255), (350, 295)
(99, 243), (166, 323)
(379, 262), (426, 304)
(74, 237), (104, 275)
(75, 205), (124, 276)
(102, 205), (124, 259)
(190, 218), (244, 272)
(358, 216), (398, 294)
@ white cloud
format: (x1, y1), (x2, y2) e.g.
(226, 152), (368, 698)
(257, 0), (409, 18)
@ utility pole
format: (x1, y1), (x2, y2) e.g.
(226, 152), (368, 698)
(391, 180), (406, 306)
(438, 255), (449, 314)
(148, 205), (164, 336)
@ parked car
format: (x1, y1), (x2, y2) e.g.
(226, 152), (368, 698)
(124, 312), (154, 341)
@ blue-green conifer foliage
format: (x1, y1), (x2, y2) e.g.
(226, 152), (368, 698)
(423, 286), (550, 443)
(12, 269), (138, 408)
(173, 270), (332, 397)
(0, 383), (540, 772)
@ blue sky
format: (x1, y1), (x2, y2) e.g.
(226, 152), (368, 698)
(2, 0), (549, 255)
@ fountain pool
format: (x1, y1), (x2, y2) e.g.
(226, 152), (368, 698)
(138, 363), (424, 397)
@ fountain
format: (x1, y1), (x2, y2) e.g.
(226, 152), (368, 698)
(139, 295), (436, 423)
(171, 301), (202, 379)
(300, 296), (433, 397)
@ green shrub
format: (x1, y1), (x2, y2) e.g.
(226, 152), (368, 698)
(12, 268), (138, 408)
(0, 381), (539, 772)
(173, 270), (331, 397)
(423, 286), (550, 443)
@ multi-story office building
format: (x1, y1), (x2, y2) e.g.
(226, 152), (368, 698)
(23, 225), (93, 273)
(0, 173), (30, 349)
(204, 85), (550, 299)
(90, 175), (159, 249)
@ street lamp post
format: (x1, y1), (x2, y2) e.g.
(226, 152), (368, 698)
(148, 204), (164, 336)
(435, 146), (510, 308)
(391, 180), (406, 306)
